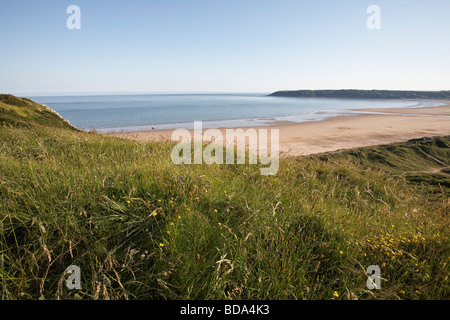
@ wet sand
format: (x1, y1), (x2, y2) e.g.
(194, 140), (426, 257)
(106, 100), (450, 157)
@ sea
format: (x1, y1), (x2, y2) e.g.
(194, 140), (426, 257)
(28, 93), (444, 133)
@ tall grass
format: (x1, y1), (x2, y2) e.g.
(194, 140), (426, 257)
(0, 126), (448, 300)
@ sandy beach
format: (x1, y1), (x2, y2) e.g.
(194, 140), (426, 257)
(106, 100), (450, 157)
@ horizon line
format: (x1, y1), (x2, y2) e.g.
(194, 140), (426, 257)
(6, 88), (450, 98)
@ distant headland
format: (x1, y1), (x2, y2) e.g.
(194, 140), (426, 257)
(268, 89), (450, 100)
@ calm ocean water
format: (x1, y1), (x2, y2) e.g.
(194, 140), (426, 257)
(29, 94), (443, 132)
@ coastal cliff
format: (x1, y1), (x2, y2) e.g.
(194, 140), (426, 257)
(269, 89), (450, 100)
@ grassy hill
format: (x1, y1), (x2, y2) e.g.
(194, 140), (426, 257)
(0, 94), (76, 130)
(0, 96), (448, 300)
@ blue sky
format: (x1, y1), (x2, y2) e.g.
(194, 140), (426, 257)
(1, 0), (449, 94)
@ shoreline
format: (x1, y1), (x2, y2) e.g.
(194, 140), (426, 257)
(105, 100), (450, 157)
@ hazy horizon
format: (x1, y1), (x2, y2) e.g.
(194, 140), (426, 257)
(10, 88), (449, 98)
(15, 91), (272, 97)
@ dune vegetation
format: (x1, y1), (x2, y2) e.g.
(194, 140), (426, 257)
(0, 95), (448, 300)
